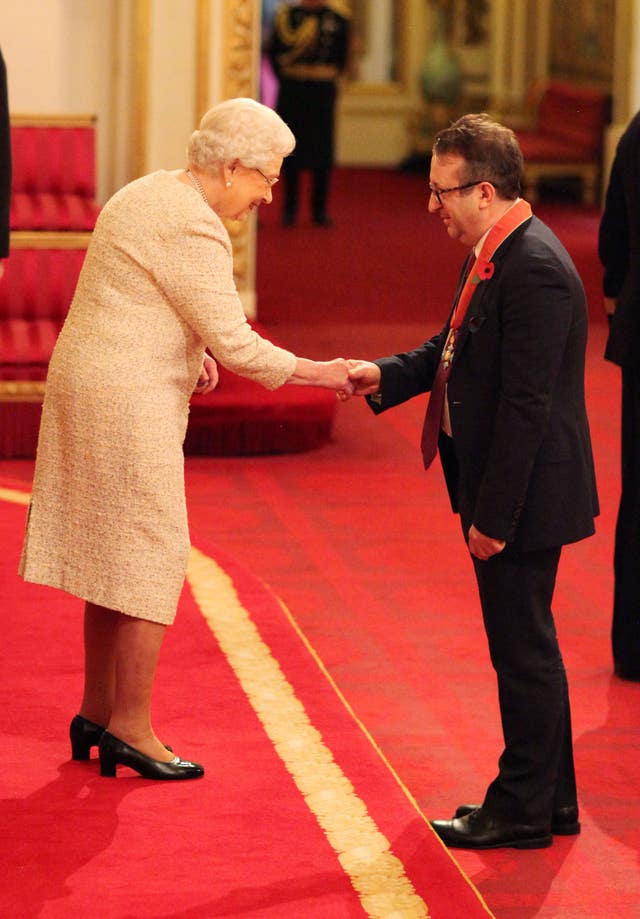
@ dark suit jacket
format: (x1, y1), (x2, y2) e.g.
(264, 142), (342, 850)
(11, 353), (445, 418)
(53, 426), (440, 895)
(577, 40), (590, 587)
(369, 215), (599, 552)
(599, 110), (640, 367)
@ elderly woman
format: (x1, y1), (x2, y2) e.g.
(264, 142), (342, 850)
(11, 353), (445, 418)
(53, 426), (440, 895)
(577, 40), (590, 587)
(20, 98), (350, 781)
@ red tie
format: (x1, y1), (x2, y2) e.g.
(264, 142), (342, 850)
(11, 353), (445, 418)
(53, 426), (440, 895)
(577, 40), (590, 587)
(420, 257), (472, 469)
(419, 199), (533, 470)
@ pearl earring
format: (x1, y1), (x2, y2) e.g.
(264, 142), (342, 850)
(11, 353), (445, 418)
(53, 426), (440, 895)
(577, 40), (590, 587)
(226, 180), (232, 188)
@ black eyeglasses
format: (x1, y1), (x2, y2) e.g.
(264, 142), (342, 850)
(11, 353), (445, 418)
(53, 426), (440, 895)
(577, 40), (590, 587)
(429, 180), (484, 206)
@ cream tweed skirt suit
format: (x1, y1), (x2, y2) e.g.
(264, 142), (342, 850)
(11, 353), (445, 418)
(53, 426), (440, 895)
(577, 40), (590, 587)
(20, 171), (296, 624)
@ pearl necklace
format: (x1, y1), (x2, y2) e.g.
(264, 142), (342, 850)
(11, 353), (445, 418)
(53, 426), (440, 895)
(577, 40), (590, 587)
(186, 169), (209, 206)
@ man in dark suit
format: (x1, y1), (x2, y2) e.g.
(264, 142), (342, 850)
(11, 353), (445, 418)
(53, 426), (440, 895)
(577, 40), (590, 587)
(346, 114), (599, 849)
(598, 111), (640, 682)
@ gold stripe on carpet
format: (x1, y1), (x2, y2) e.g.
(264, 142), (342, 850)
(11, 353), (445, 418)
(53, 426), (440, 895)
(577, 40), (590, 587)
(187, 545), (429, 919)
(0, 487), (30, 505)
(277, 597), (495, 917)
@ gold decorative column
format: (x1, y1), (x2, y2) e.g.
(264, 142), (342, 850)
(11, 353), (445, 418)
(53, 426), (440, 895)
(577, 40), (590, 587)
(223, 0), (258, 97)
(130, 0), (151, 182)
(219, 0), (260, 308)
(122, 0), (261, 314)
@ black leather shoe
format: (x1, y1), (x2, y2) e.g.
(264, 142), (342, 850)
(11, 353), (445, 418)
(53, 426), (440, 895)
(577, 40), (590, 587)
(431, 806), (552, 849)
(614, 661), (640, 681)
(98, 731), (204, 780)
(70, 714), (105, 760)
(454, 803), (580, 835)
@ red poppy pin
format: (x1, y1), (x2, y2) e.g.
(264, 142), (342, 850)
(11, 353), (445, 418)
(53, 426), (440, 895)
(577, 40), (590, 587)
(473, 259), (495, 284)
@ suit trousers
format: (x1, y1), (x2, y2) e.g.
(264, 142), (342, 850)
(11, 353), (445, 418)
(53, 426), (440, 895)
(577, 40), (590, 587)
(612, 365), (640, 678)
(282, 157), (331, 222)
(471, 544), (577, 824)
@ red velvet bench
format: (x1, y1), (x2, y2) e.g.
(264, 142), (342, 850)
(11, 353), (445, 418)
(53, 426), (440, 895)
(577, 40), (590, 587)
(0, 243), (336, 458)
(514, 81), (610, 205)
(0, 240), (88, 457)
(186, 363), (337, 456)
(1, 115), (100, 455)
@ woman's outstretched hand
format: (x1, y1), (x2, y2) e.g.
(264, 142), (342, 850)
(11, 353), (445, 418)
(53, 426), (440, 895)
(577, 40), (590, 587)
(289, 357), (353, 397)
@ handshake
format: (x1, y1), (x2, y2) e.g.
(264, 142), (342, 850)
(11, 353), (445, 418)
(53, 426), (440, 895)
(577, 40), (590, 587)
(314, 358), (381, 400)
(195, 355), (382, 399)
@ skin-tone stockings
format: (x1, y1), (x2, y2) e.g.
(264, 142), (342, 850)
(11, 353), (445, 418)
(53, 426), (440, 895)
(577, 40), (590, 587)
(79, 601), (174, 762)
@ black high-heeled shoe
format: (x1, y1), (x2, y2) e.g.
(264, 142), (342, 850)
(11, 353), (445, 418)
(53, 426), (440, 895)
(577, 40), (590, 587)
(70, 714), (105, 760)
(70, 714), (174, 762)
(98, 731), (204, 780)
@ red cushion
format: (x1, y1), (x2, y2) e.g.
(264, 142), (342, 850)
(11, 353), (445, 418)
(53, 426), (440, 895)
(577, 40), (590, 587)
(0, 318), (63, 372)
(534, 82), (609, 156)
(187, 363), (336, 456)
(516, 130), (594, 163)
(0, 247), (86, 320)
(10, 192), (100, 231)
(11, 125), (96, 196)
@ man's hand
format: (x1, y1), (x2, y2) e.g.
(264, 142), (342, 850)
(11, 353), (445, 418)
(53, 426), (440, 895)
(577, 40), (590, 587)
(341, 359), (382, 400)
(468, 524), (506, 560)
(194, 354), (219, 395)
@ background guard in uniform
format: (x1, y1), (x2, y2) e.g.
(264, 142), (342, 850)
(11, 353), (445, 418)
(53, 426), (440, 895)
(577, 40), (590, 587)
(269, 0), (351, 227)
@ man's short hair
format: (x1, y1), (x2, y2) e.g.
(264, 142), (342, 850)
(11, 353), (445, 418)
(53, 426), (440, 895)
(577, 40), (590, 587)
(433, 114), (524, 200)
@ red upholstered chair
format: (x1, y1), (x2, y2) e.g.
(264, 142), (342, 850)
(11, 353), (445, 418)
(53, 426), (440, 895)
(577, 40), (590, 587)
(10, 115), (101, 232)
(0, 242), (88, 456)
(1, 115), (98, 456)
(514, 81), (610, 205)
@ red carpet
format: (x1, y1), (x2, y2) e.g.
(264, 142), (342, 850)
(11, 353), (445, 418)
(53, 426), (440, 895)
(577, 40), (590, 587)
(257, 168), (607, 326)
(0, 485), (492, 918)
(179, 323), (639, 919)
(0, 316), (337, 459)
(4, 324), (638, 917)
(1, 170), (638, 919)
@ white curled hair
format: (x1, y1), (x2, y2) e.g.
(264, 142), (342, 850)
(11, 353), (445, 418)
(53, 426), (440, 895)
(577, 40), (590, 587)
(187, 97), (295, 172)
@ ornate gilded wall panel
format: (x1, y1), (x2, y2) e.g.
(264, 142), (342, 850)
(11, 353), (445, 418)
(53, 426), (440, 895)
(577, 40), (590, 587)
(195, 0), (211, 126)
(224, 0), (257, 98)
(550, 0), (615, 87)
(131, 0), (151, 182)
